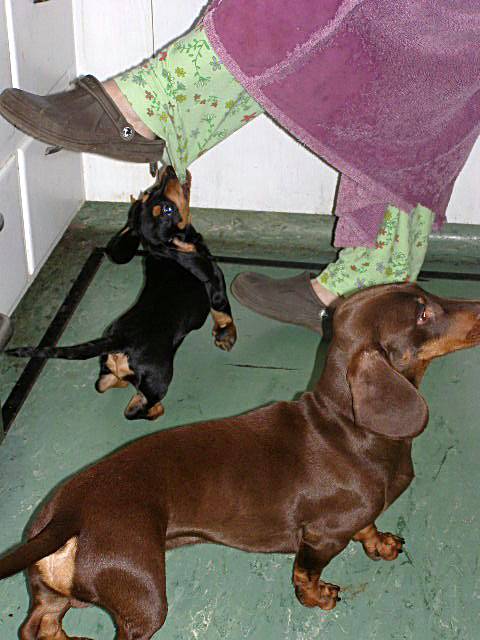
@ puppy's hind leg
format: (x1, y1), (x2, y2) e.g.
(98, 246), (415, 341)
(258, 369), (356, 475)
(95, 354), (132, 393)
(124, 364), (172, 421)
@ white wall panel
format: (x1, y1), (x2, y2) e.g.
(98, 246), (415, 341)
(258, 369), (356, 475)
(447, 136), (480, 224)
(73, 0), (154, 79)
(73, 0), (155, 204)
(0, 156), (29, 315)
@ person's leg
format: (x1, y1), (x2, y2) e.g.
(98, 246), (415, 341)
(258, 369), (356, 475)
(112, 24), (263, 183)
(317, 205), (433, 298)
(231, 205), (433, 334)
(0, 23), (263, 166)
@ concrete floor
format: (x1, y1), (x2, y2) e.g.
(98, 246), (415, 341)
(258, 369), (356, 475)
(0, 216), (480, 639)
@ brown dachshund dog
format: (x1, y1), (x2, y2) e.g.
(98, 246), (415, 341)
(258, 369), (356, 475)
(1, 283), (479, 640)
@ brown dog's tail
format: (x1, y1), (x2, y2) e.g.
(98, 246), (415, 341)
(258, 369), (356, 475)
(0, 518), (75, 580)
(6, 336), (120, 361)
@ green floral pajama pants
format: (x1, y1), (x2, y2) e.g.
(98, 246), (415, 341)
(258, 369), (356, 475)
(115, 24), (434, 297)
(115, 24), (262, 184)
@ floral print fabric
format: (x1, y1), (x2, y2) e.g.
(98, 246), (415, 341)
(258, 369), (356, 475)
(318, 206), (433, 296)
(115, 24), (263, 183)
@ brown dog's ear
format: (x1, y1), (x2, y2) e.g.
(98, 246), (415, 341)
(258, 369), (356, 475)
(347, 349), (428, 439)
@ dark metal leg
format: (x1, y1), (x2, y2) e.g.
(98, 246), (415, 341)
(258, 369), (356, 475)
(0, 313), (13, 442)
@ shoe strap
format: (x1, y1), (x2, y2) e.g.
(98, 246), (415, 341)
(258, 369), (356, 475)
(77, 75), (136, 143)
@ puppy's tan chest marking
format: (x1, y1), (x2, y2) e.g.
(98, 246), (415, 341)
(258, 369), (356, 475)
(36, 537), (78, 598)
(106, 352), (134, 379)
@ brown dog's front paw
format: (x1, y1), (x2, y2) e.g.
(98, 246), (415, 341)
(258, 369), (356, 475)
(213, 322), (237, 351)
(364, 531), (404, 561)
(295, 579), (341, 611)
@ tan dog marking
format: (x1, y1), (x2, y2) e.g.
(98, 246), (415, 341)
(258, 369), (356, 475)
(147, 402), (165, 420)
(125, 393), (147, 414)
(36, 537), (78, 598)
(106, 353), (134, 379)
(172, 238), (196, 253)
(211, 310), (232, 328)
(418, 313), (480, 360)
(97, 373), (129, 393)
(152, 205), (162, 217)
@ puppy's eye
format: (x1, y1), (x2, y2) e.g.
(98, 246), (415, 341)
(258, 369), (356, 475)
(416, 302), (429, 325)
(152, 202), (176, 218)
(162, 203), (175, 216)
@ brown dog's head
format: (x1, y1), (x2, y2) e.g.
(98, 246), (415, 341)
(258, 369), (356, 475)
(106, 166), (192, 264)
(330, 283), (480, 440)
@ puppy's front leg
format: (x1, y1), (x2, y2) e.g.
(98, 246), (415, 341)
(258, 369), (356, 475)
(293, 533), (347, 611)
(170, 241), (237, 350)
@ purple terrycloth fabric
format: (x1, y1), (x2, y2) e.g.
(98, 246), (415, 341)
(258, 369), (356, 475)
(204, 0), (480, 247)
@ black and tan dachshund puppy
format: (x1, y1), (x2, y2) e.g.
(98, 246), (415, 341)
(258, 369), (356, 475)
(7, 167), (236, 420)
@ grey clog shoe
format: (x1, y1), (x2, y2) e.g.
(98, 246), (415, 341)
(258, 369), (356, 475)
(231, 271), (332, 334)
(0, 75), (165, 163)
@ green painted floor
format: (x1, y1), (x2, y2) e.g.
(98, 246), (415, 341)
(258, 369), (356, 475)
(1, 222), (480, 638)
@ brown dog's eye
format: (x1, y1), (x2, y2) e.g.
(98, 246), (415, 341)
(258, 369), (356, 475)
(416, 302), (428, 325)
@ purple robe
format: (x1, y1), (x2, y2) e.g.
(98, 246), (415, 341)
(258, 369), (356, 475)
(204, 1), (480, 246)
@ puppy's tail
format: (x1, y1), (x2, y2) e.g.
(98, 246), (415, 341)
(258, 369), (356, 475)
(6, 336), (120, 360)
(0, 518), (76, 580)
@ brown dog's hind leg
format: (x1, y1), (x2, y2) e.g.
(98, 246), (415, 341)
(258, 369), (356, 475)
(292, 536), (347, 611)
(353, 523), (404, 561)
(20, 570), (88, 640)
(87, 523), (169, 640)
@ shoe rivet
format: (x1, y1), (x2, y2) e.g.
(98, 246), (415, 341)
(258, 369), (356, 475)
(121, 126), (134, 140)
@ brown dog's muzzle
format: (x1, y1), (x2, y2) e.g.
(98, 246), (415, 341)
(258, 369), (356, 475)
(419, 299), (480, 360)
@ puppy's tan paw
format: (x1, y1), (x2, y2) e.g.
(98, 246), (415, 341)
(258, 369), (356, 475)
(213, 322), (237, 351)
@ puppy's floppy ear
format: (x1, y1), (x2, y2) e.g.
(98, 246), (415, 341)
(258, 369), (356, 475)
(347, 349), (428, 439)
(105, 201), (141, 264)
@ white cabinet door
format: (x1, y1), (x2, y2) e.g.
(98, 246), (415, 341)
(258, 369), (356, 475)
(0, 0), (85, 314)
(0, 156), (29, 315)
(19, 138), (84, 274)
(0, 0), (19, 166)
(7, 0), (77, 94)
